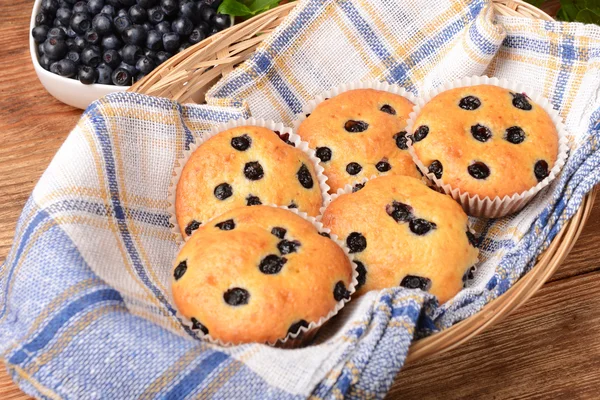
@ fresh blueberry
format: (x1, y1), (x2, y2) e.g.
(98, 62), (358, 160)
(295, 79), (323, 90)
(78, 65), (97, 84)
(142, 22), (153, 31)
(85, 30), (101, 45)
(171, 17), (193, 35)
(199, 4), (215, 22)
(117, 8), (129, 17)
(66, 50), (81, 64)
(123, 25), (147, 46)
(118, 61), (137, 76)
(135, 55), (155, 74)
(70, 12), (92, 34)
(43, 38), (68, 60)
(155, 20), (170, 34)
(121, 44), (143, 64)
(119, 0), (136, 6)
(208, 25), (219, 36)
(147, 6), (164, 24)
(160, 0), (177, 15)
(87, 0), (105, 14)
(114, 15), (132, 33)
(100, 5), (116, 16)
(196, 21), (209, 34)
(210, 0), (222, 9)
(106, 0), (120, 6)
(96, 63), (113, 84)
(39, 54), (53, 70)
(146, 30), (163, 50)
(66, 27), (77, 38)
(32, 25), (50, 43)
(73, 1), (90, 13)
(188, 27), (205, 44)
(155, 51), (171, 64)
(137, 0), (157, 8)
(55, 58), (77, 78)
(38, 43), (45, 54)
(80, 46), (102, 67)
(101, 34), (122, 50)
(178, 42), (191, 53)
(144, 48), (157, 60)
(211, 13), (230, 30)
(41, 0), (59, 14)
(48, 27), (67, 40)
(112, 67), (132, 85)
(49, 61), (60, 74)
(162, 32), (180, 53)
(71, 36), (87, 52)
(53, 19), (66, 28)
(56, 8), (72, 26)
(179, 2), (196, 21)
(135, 72), (146, 82)
(128, 5), (147, 23)
(102, 49), (120, 68)
(91, 14), (113, 35)
(35, 12), (52, 27)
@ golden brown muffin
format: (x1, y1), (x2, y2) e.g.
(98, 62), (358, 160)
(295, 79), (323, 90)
(321, 176), (478, 304)
(176, 126), (324, 239)
(171, 206), (354, 344)
(411, 85), (559, 199)
(296, 89), (421, 192)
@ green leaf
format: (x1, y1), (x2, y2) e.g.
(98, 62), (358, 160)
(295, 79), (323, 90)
(525, 0), (544, 8)
(218, 0), (254, 16)
(575, 0), (587, 9)
(576, 8), (600, 22)
(560, 1), (580, 20)
(247, 0), (281, 12)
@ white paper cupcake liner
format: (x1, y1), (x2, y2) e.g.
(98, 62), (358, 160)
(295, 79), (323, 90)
(168, 118), (331, 243)
(406, 75), (569, 218)
(169, 204), (359, 348)
(292, 80), (419, 131)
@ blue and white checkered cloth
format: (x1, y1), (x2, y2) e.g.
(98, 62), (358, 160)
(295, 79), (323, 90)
(2, 0), (600, 398)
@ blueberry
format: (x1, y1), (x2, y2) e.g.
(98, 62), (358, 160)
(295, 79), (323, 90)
(190, 318), (209, 335)
(66, 50), (81, 64)
(87, 0), (105, 14)
(246, 195), (261, 206)
(211, 13), (231, 31)
(271, 227), (286, 239)
(210, 0), (222, 9)
(54, 58), (77, 78)
(413, 125), (429, 142)
(70, 12), (92, 34)
(38, 43), (45, 55)
(56, 8), (72, 26)
(114, 15), (132, 33)
(65, 28), (77, 38)
(39, 54), (52, 70)
(171, 17), (193, 36)
(35, 12), (52, 27)
(118, 61), (137, 76)
(133, 55), (154, 74)
(346, 232), (366, 253)
(534, 160), (549, 182)
(297, 164), (313, 189)
(223, 287), (250, 306)
(386, 201), (412, 223)
(92, 14), (113, 35)
(48, 27), (67, 40)
(122, 25), (147, 46)
(344, 120), (368, 133)
(505, 126), (526, 144)
(409, 218), (436, 235)
(85, 30), (101, 45)
(173, 260), (187, 280)
(354, 261), (367, 291)
(428, 160), (443, 179)
(288, 320), (309, 335)
(155, 20), (170, 34)
(49, 61), (60, 74)
(41, 0), (59, 14)
(214, 182), (233, 200)
(73, 1), (90, 13)
(119, 0), (136, 5)
(215, 219), (235, 231)
(155, 50), (171, 64)
(81, 46), (101, 67)
(393, 131), (409, 150)
(78, 65), (97, 84)
(346, 162), (362, 175)
(470, 124), (492, 142)
(376, 160), (391, 172)
(185, 220), (201, 236)
(243, 161), (264, 181)
(199, 4), (215, 22)
(352, 183), (364, 192)
(101, 34), (122, 50)
(117, 8), (129, 17)
(277, 239), (301, 255)
(101, 5), (116, 16)
(179, 2), (196, 20)
(208, 26), (219, 36)
(137, 0), (157, 8)
(188, 27), (206, 44)
(111, 67), (132, 85)
(400, 275), (432, 291)
(231, 134), (251, 151)
(458, 95), (481, 110)
(96, 63), (113, 84)
(467, 161), (490, 180)
(196, 21), (210, 34)
(144, 48), (157, 60)
(259, 255), (287, 274)
(162, 32), (180, 53)
(147, 6), (165, 24)
(128, 5), (147, 23)
(333, 281), (351, 301)
(315, 147), (332, 162)
(160, 0), (177, 15)
(380, 104), (396, 115)
(121, 44), (142, 64)
(511, 92), (532, 111)
(32, 26), (50, 43)
(43, 38), (68, 60)
(102, 49), (121, 68)
(71, 36), (86, 52)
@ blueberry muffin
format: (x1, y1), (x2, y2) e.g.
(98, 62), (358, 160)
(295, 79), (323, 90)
(171, 206), (354, 344)
(321, 175), (479, 304)
(176, 126), (324, 239)
(411, 85), (559, 199)
(296, 89), (421, 192)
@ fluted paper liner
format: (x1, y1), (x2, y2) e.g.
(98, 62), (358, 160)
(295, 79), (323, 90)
(168, 118), (331, 243)
(169, 205), (359, 348)
(406, 76), (569, 218)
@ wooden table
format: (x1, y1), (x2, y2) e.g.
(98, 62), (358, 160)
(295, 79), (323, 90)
(2, 0), (600, 398)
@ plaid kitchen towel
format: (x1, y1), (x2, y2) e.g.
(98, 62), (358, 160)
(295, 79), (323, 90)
(2, 0), (600, 398)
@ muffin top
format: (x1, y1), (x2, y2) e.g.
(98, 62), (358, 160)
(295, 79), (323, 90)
(321, 175), (479, 304)
(411, 85), (559, 199)
(296, 89), (421, 192)
(171, 206), (354, 344)
(175, 126), (324, 239)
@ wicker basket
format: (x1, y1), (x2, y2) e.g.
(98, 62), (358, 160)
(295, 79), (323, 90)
(0, 1), (596, 398)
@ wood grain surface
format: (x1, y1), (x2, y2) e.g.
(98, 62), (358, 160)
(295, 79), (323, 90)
(1, 0), (599, 399)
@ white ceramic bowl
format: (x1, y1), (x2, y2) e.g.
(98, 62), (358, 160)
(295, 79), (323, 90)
(29, 0), (128, 110)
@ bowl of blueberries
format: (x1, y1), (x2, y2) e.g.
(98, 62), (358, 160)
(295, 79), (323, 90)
(30, 0), (232, 109)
